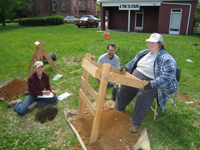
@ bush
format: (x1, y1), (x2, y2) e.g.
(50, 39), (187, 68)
(94, 15), (100, 19)
(18, 16), (64, 26)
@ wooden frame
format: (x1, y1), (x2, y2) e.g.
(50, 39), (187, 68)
(27, 41), (57, 72)
(78, 53), (148, 143)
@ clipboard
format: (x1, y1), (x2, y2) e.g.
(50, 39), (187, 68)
(37, 91), (54, 98)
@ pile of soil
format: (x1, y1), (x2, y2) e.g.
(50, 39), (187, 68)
(69, 109), (140, 150)
(35, 106), (58, 124)
(0, 79), (28, 102)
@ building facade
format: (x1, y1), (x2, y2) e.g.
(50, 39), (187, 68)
(27, 0), (97, 18)
(98, 0), (197, 35)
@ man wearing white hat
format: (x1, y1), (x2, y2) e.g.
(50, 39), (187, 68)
(115, 33), (177, 133)
(8, 61), (58, 115)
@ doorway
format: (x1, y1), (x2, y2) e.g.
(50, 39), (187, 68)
(169, 9), (182, 34)
(135, 9), (144, 30)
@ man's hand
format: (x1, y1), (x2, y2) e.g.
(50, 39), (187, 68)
(120, 67), (128, 73)
(143, 82), (152, 90)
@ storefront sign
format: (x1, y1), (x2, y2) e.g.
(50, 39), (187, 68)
(119, 4), (140, 10)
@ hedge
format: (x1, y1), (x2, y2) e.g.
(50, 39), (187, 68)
(18, 16), (64, 26)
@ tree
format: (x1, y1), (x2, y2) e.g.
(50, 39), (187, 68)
(195, 2), (200, 24)
(0, 0), (27, 26)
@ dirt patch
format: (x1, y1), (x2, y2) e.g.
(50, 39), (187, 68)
(35, 106), (58, 124)
(70, 109), (140, 150)
(177, 93), (193, 102)
(0, 79), (28, 102)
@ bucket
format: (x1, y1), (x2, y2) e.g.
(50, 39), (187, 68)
(105, 33), (109, 39)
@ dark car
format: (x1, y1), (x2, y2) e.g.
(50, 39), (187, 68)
(75, 16), (99, 28)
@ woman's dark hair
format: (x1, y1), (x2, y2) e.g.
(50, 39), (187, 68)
(158, 41), (166, 50)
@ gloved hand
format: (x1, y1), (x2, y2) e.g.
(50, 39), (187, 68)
(120, 67), (128, 73)
(143, 82), (152, 90)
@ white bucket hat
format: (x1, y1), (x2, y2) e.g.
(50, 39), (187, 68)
(34, 61), (44, 68)
(146, 33), (163, 43)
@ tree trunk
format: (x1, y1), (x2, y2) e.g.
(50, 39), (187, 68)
(2, 19), (6, 26)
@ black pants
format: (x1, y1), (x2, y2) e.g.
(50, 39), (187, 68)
(114, 69), (157, 126)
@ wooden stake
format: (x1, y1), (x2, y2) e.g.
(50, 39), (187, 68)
(78, 53), (91, 119)
(90, 63), (111, 143)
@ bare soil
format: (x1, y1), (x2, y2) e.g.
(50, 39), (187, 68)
(35, 106), (58, 124)
(0, 79), (28, 102)
(1, 79), (198, 150)
(70, 109), (141, 150)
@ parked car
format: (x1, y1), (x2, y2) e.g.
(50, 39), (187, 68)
(82, 15), (100, 22)
(64, 16), (79, 23)
(75, 16), (99, 28)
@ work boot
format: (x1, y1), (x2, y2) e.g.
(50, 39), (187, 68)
(129, 124), (140, 133)
(8, 99), (22, 107)
(28, 101), (38, 111)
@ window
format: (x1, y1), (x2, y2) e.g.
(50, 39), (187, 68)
(74, 0), (76, 11)
(28, 0), (32, 12)
(169, 9), (182, 34)
(88, 2), (90, 11)
(79, 1), (81, 11)
(52, 0), (56, 11)
(62, 2), (66, 10)
(84, 2), (86, 11)
(92, 2), (94, 12)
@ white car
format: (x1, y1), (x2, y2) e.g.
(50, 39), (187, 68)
(64, 16), (79, 23)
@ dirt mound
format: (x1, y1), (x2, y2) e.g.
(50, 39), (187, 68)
(70, 109), (140, 150)
(35, 106), (58, 124)
(0, 79), (28, 102)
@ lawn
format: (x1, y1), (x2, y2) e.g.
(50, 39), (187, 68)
(0, 23), (200, 150)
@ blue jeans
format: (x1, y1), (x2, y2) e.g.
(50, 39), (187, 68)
(14, 94), (58, 115)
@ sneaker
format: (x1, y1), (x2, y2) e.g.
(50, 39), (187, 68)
(8, 99), (22, 107)
(129, 124), (140, 133)
(28, 101), (38, 111)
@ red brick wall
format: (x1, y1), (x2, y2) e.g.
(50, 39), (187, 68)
(29, 0), (96, 18)
(158, 1), (197, 34)
(143, 6), (159, 32)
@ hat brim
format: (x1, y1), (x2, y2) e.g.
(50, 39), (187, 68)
(146, 39), (159, 42)
(35, 64), (44, 68)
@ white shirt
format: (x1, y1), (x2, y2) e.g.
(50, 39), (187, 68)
(136, 52), (158, 79)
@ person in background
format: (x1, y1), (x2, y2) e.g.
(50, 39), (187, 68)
(98, 43), (120, 86)
(8, 61), (58, 115)
(115, 33), (177, 133)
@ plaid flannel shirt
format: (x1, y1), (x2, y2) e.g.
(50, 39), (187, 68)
(125, 49), (178, 112)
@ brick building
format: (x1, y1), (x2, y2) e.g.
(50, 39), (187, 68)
(27, 0), (97, 18)
(98, 0), (198, 35)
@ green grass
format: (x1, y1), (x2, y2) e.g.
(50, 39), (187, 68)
(0, 23), (200, 149)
